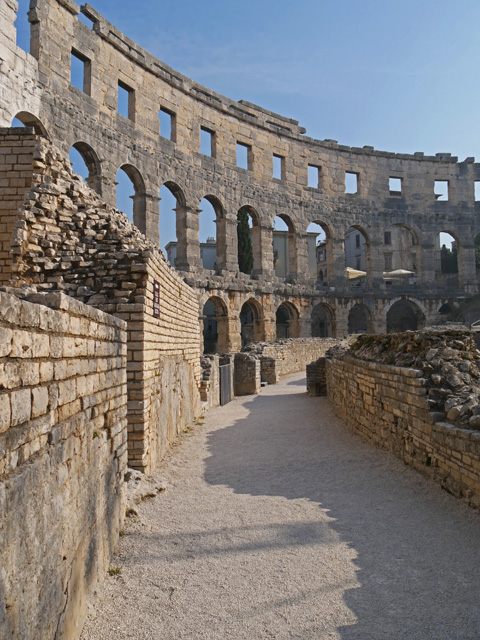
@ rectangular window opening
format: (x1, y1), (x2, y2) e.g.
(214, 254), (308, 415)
(77, 11), (95, 29)
(273, 154), (285, 180)
(384, 231), (392, 245)
(159, 107), (176, 141)
(475, 181), (480, 202)
(236, 142), (251, 170)
(384, 254), (393, 270)
(308, 165), (321, 188)
(389, 177), (402, 195)
(355, 234), (360, 249)
(345, 171), (358, 194)
(70, 49), (91, 95)
(200, 126), (215, 157)
(118, 81), (135, 121)
(434, 180), (449, 201)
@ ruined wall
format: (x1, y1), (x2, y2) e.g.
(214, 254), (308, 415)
(4, 133), (201, 472)
(326, 330), (480, 508)
(0, 290), (127, 640)
(1, 0), (479, 340)
(244, 337), (350, 384)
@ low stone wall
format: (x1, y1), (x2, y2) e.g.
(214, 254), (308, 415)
(234, 353), (261, 396)
(326, 335), (480, 508)
(0, 291), (127, 640)
(244, 337), (349, 384)
(306, 357), (327, 396)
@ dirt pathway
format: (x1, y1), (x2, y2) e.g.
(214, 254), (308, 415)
(81, 372), (480, 640)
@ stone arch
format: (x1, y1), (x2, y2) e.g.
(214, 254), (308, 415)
(160, 181), (189, 269)
(240, 298), (266, 347)
(311, 303), (335, 337)
(275, 301), (300, 339)
(347, 303), (372, 334)
(382, 222), (420, 281)
(386, 299), (426, 333)
(12, 112), (49, 138)
(199, 194), (224, 271)
(344, 224), (370, 283)
(308, 219), (333, 283)
(116, 163), (146, 231)
(273, 214), (297, 280)
(201, 294), (229, 354)
(71, 141), (102, 194)
(237, 205), (261, 276)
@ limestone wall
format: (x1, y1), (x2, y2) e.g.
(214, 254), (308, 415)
(245, 337), (350, 383)
(326, 344), (480, 509)
(0, 290), (127, 640)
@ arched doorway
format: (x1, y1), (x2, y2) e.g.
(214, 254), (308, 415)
(386, 300), (425, 333)
(311, 303), (335, 337)
(70, 142), (102, 194)
(273, 215), (297, 280)
(347, 304), (371, 334)
(275, 302), (300, 339)
(116, 164), (146, 230)
(237, 205), (260, 276)
(240, 299), (265, 347)
(202, 296), (228, 354)
(199, 195), (223, 271)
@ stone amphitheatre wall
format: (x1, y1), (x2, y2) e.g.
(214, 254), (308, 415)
(2, 0), (480, 341)
(326, 330), (480, 508)
(1, 129), (202, 472)
(0, 290), (127, 639)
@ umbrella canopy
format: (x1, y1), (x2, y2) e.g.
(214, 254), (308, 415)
(345, 267), (367, 279)
(383, 269), (415, 277)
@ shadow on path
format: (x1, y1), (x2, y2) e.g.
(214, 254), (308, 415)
(203, 375), (480, 640)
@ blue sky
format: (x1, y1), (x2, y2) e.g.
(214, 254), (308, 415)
(13, 0), (480, 250)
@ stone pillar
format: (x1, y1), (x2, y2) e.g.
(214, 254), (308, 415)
(252, 222), (275, 278)
(419, 241), (436, 284)
(296, 231), (310, 284)
(458, 242), (477, 295)
(331, 237), (347, 288)
(367, 238), (385, 288)
(143, 192), (160, 245)
(234, 353), (260, 396)
(175, 205), (201, 271)
(286, 231), (299, 282)
(216, 214), (238, 273)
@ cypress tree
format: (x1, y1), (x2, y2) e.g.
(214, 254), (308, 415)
(237, 208), (253, 274)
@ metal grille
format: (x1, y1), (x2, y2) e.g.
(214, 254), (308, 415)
(219, 363), (232, 406)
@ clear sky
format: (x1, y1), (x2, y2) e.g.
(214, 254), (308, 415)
(13, 0), (480, 250)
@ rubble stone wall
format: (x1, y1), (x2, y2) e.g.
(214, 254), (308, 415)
(326, 331), (480, 508)
(6, 134), (201, 472)
(0, 290), (127, 640)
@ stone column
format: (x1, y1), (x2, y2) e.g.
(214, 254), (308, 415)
(295, 231), (310, 284)
(367, 238), (385, 288)
(175, 205), (201, 271)
(331, 236), (347, 288)
(216, 214), (238, 273)
(143, 192), (160, 245)
(252, 222), (275, 279)
(419, 240), (436, 284)
(286, 231), (300, 282)
(458, 242), (477, 295)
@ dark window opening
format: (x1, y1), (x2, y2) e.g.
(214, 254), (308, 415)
(389, 177), (402, 195)
(384, 231), (392, 245)
(159, 107), (176, 142)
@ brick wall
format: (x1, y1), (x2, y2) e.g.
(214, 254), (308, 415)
(0, 290), (127, 640)
(0, 130), (36, 283)
(326, 354), (480, 509)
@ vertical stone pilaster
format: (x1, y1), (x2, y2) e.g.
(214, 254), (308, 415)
(216, 214), (238, 273)
(175, 205), (201, 271)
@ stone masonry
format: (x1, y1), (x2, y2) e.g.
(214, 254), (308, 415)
(326, 329), (480, 509)
(2, 0), (480, 347)
(0, 290), (127, 639)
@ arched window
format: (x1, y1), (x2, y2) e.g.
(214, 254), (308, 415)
(347, 304), (371, 334)
(159, 182), (186, 268)
(240, 299), (265, 347)
(69, 142), (101, 194)
(386, 300), (425, 333)
(273, 215), (296, 280)
(311, 303), (335, 337)
(11, 112), (48, 138)
(275, 302), (300, 339)
(116, 164), (146, 230)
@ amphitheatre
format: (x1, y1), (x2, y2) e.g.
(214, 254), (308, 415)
(1, 0), (480, 638)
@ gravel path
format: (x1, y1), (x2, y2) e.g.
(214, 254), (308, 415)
(81, 372), (480, 640)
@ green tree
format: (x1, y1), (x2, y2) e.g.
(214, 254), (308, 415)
(237, 208), (253, 274)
